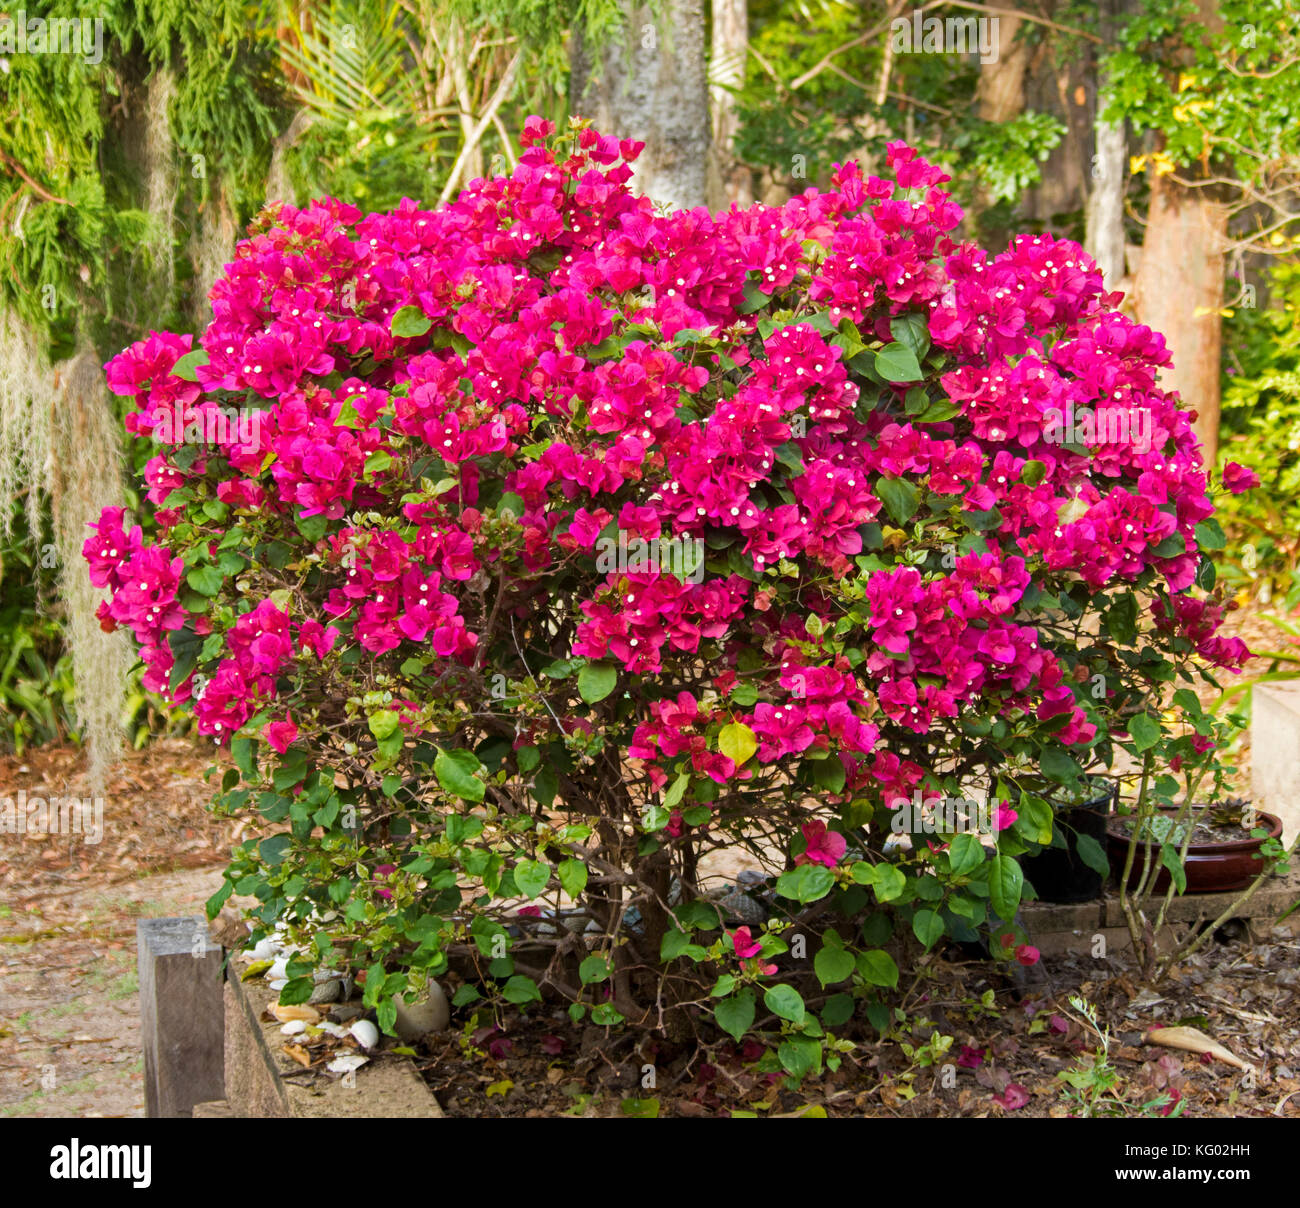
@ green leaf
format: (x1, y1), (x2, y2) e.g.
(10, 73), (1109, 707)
(171, 349), (209, 381)
(714, 990), (756, 1041)
(856, 949), (899, 989)
(1016, 795), (1054, 845)
(167, 627), (203, 691)
(738, 279), (772, 314)
(364, 449), (392, 477)
(279, 977), (314, 1006)
(875, 476), (919, 525)
(764, 984), (806, 1025)
(259, 833), (292, 866)
(812, 758), (846, 793)
(516, 745), (541, 774)
(911, 909), (945, 948)
(947, 832), (986, 876)
(513, 859), (550, 900)
(778, 1036), (822, 1078)
(579, 955), (611, 985)
(1194, 518), (1226, 551)
(874, 342), (924, 382)
(662, 772), (690, 810)
(871, 864), (906, 902)
(915, 398), (960, 423)
(1076, 834), (1111, 878)
(773, 441), (804, 474)
(1041, 746), (1081, 783)
(577, 661), (618, 704)
(821, 993), (855, 1027)
(889, 314), (931, 362)
(776, 864), (834, 904)
(502, 975), (542, 1004)
(814, 945), (855, 987)
(989, 852), (1024, 922)
(620, 1097), (661, 1118)
(335, 396), (363, 429)
(557, 859), (588, 898)
(391, 305), (432, 338)
(660, 929), (707, 961)
(186, 565), (224, 597)
(451, 984), (481, 1007)
(1161, 843), (1188, 894)
(719, 722), (757, 766)
(1021, 459), (1046, 487)
(434, 747), (485, 802)
(1127, 714), (1161, 752)
(205, 881), (232, 918)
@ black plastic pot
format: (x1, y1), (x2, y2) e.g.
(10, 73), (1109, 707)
(1022, 781), (1116, 903)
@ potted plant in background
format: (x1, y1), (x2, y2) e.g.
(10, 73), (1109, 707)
(1022, 776), (1115, 903)
(1114, 706), (1297, 981)
(1108, 797), (1284, 894)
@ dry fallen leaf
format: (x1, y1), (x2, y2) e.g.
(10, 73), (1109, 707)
(282, 1044), (313, 1069)
(1145, 1026), (1255, 1073)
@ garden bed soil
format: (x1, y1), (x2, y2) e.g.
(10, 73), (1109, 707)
(1110, 815), (1274, 846)
(405, 929), (1300, 1118)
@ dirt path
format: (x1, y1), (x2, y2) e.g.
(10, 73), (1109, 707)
(0, 865), (226, 1117)
(0, 737), (238, 1118)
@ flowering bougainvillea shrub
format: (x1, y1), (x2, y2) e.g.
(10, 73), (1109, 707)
(88, 118), (1248, 1065)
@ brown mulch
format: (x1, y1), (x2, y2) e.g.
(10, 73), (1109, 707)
(0, 737), (238, 908)
(403, 926), (1300, 1118)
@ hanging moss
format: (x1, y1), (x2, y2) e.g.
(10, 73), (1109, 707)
(0, 1), (289, 774)
(0, 316), (130, 783)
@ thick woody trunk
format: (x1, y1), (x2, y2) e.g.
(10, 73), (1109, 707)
(1085, 116), (1126, 287)
(708, 0), (750, 209)
(1132, 0), (1226, 467)
(1086, 0), (1128, 290)
(1132, 172), (1227, 465)
(571, 0), (711, 210)
(975, 15), (1030, 123)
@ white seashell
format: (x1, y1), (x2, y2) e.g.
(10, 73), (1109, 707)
(316, 1021), (347, 1038)
(268, 979), (288, 991)
(350, 1019), (380, 1049)
(393, 979), (450, 1040)
(327, 1053), (369, 1075)
(271, 1003), (320, 1025)
(267, 957), (290, 981)
(250, 938), (278, 961)
(280, 1020), (308, 1036)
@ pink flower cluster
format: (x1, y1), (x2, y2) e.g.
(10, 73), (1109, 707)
(86, 120), (1240, 843)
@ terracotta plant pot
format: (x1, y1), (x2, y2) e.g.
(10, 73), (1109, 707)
(1106, 808), (1283, 894)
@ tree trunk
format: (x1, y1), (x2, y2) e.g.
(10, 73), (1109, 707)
(708, 0), (750, 210)
(1085, 0), (1126, 288)
(1085, 118), (1126, 287)
(1132, 172), (1227, 465)
(571, 0), (711, 210)
(975, 15), (1030, 123)
(1131, 0), (1226, 467)
(968, 15), (1033, 232)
